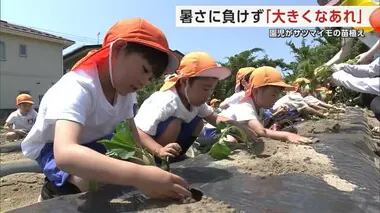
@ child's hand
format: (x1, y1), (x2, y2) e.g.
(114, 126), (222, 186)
(286, 133), (313, 144)
(135, 165), (191, 199)
(336, 107), (346, 113)
(158, 143), (182, 158)
(14, 129), (27, 137)
(279, 106), (289, 113)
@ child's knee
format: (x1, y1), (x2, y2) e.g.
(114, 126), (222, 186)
(166, 118), (182, 133)
(225, 135), (239, 143)
(5, 132), (18, 141)
(67, 175), (88, 192)
(157, 118), (182, 144)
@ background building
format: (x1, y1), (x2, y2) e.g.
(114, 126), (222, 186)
(0, 20), (74, 122)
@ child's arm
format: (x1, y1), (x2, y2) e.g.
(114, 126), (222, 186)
(137, 128), (181, 158)
(4, 113), (16, 132)
(219, 100), (230, 109)
(134, 96), (182, 158)
(203, 113), (258, 142)
(54, 119), (190, 198)
(219, 93), (241, 110)
(309, 104), (328, 112)
(3, 122), (13, 132)
(246, 119), (311, 144)
(303, 106), (326, 118)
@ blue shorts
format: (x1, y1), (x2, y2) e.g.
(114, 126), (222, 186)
(35, 134), (113, 187)
(265, 109), (298, 119)
(198, 127), (218, 147)
(200, 127), (217, 139)
(154, 116), (201, 162)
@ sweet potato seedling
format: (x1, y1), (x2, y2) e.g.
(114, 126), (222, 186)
(314, 58), (358, 83)
(89, 120), (169, 191)
(88, 121), (202, 201)
(208, 121), (254, 160)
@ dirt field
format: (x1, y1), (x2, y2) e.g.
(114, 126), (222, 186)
(0, 173), (44, 212)
(0, 108), (378, 212)
(0, 131), (44, 213)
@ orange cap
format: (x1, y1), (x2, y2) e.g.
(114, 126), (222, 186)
(210, 98), (221, 107)
(235, 67), (255, 92)
(243, 66), (294, 100)
(160, 52), (231, 91)
(71, 18), (179, 74)
(293, 78), (311, 91)
(316, 86), (333, 94)
(315, 86), (327, 91)
(16, 94), (34, 105)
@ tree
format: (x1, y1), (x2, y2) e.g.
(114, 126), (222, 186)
(284, 27), (368, 85)
(213, 48), (290, 101)
(136, 78), (164, 106)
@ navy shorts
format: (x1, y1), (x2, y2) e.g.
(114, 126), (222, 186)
(154, 116), (201, 163)
(198, 127), (218, 147)
(35, 134), (113, 187)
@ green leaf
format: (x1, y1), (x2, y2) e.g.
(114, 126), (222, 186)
(142, 149), (155, 165)
(216, 121), (230, 132)
(98, 139), (134, 152)
(345, 58), (358, 65)
(112, 130), (136, 148)
(209, 141), (231, 160)
(110, 148), (135, 160)
(229, 126), (249, 141)
(115, 121), (127, 133)
(142, 154), (153, 165)
(128, 156), (148, 165)
(161, 156), (170, 171)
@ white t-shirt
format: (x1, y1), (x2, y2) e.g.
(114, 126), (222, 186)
(273, 92), (308, 112)
(21, 65), (137, 159)
(5, 109), (38, 131)
(222, 91), (245, 106)
(134, 88), (213, 136)
(220, 97), (260, 122)
(303, 95), (322, 106)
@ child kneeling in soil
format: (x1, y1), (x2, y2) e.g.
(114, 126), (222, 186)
(209, 98), (222, 113)
(21, 18), (192, 201)
(4, 94), (37, 141)
(272, 78), (328, 120)
(203, 67), (313, 144)
(219, 67), (255, 110)
(302, 85), (346, 113)
(134, 52), (257, 163)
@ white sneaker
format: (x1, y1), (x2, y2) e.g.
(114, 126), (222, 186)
(37, 195), (43, 202)
(185, 145), (195, 158)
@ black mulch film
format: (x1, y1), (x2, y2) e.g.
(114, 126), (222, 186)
(8, 108), (380, 213)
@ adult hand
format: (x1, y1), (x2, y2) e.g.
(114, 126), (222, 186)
(355, 52), (373, 64)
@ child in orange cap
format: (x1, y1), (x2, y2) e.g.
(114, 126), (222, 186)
(21, 18), (191, 201)
(218, 67), (313, 144)
(134, 52), (257, 163)
(219, 67), (255, 109)
(315, 86), (333, 102)
(272, 78), (327, 119)
(209, 98), (222, 113)
(302, 84), (346, 113)
(4, 94), (37, 141)
(209, 99), (221, 108)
